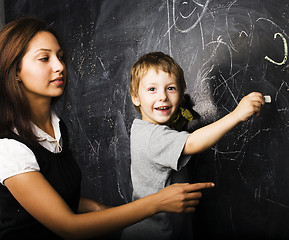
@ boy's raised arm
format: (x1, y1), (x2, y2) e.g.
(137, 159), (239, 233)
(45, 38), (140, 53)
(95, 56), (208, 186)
(183, 92), (265, 155)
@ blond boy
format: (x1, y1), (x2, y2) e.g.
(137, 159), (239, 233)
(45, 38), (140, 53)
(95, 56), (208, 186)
(121, 52), (264, 240)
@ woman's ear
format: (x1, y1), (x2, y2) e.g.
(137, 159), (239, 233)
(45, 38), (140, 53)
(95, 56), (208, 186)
(16, 74), (21, 82)
(131, 94), (140, 107)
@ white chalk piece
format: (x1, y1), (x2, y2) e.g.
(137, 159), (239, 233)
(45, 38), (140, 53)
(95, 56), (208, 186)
(264, 95), (271, 103)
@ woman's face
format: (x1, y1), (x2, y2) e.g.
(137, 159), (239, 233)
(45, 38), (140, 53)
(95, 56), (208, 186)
(18, 31), (66, 103)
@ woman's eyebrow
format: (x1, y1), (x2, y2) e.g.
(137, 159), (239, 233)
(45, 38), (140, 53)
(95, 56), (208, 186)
(34, 48), (51, 53)
(34, 48), (63, 54)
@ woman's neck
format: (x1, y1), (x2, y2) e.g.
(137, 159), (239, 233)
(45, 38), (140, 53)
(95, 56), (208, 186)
(30, 98), (55, 139)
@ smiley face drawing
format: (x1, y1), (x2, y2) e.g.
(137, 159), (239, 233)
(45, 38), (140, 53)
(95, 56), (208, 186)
(172, 0), (211, 33)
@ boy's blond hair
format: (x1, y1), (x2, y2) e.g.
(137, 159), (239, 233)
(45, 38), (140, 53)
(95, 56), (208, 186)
(129, 52), (186, 113)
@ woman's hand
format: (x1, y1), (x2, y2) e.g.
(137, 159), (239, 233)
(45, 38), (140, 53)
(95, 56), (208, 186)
(154, 182), (215, 213)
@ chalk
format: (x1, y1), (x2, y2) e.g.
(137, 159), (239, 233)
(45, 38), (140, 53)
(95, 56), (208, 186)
(264, 95), (271, 103)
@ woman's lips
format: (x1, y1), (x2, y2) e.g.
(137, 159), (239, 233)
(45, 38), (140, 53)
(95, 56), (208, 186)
(50, 77), (64, 86)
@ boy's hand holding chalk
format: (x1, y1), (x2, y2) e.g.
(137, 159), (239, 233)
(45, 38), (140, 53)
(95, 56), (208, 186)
(230, 92), (264, 121)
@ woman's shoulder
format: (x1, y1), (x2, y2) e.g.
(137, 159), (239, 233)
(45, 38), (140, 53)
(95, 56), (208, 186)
(0, 138), (39, 185)
(0, 138), (35, 156)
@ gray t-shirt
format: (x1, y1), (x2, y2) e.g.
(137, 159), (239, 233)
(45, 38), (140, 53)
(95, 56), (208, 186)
(121, 119), (192, 240)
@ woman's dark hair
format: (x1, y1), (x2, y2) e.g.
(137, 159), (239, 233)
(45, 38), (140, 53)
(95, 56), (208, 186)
(0, 17), (63, 144)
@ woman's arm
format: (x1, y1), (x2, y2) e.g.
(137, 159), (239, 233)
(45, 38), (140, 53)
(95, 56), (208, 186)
(78, 197), (110, 213)
(5, 171), (213, 240)
(183, 92), (265, 155)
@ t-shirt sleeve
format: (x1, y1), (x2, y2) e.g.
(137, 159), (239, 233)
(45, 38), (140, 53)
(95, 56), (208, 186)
(149, 125), (191, 171)
(0, 139), (40, 185)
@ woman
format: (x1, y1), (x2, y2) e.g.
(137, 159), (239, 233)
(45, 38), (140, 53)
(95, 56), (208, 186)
(0, 17), (214, 239)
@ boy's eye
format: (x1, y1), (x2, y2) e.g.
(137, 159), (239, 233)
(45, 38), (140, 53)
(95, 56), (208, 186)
(168, 86), (176, 91)
(148, 87), (156, 91)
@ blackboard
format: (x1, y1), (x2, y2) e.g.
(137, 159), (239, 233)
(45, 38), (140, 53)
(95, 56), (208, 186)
(5, 0), (289, 239)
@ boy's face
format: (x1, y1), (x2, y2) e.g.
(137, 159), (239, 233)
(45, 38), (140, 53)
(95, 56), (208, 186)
(132, 67), (181, 125)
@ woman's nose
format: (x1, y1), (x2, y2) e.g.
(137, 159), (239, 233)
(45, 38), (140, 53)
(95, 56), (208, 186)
(53, 57), (65, 73)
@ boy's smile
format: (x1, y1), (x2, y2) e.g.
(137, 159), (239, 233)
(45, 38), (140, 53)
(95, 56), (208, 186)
(132, 67), (181, 125)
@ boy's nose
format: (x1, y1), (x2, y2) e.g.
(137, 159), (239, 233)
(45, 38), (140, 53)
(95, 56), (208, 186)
(159, 90), (168, 101)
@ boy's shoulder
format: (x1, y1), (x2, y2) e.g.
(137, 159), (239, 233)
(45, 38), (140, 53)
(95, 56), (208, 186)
(132, 119), (170, 132)
(132, 119), (159, 136)
(131, 119), (189, 140)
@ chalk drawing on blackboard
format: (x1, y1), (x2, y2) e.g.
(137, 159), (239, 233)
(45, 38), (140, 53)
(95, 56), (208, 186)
(264, 32), (288, 66)
(172, 0), (211, 33)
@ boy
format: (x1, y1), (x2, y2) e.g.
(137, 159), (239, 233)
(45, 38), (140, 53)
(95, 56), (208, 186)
(121, 52), (264, 240)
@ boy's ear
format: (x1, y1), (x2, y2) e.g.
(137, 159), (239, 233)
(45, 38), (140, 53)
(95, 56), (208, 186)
(131, 94), (140, 107)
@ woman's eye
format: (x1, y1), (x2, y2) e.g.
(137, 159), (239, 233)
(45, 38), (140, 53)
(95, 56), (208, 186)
(39, 57), (49, 62)
(58, 55), (65, 61)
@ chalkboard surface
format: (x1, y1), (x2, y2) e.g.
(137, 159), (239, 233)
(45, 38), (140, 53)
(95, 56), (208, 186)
(5, 0), (289, 239)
